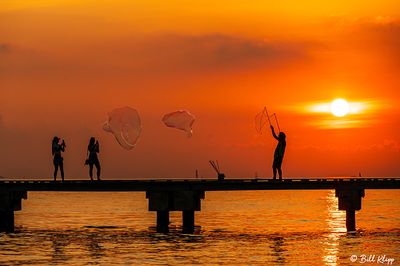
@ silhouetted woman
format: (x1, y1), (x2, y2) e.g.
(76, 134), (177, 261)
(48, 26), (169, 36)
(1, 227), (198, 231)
(87, 137), (101, 180)
(52, 136), (66, 181)
(270, 125), (286, 180)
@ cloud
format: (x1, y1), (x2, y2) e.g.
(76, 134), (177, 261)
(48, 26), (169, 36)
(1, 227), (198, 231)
(322, 17), (400, 69)
(0, 34), (314, 77)
(0, 43), (63, 76)
(352, 18), (400, 54)
(121, 34), (311, 72)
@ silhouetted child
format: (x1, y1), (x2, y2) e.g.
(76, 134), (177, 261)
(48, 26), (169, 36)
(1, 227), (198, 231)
(52, 136), (66, 181)
(270, 125), (286, 180)
(86, 137), (101, 181)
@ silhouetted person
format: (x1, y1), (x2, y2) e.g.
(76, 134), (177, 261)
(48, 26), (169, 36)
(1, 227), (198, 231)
(271, 125), (286, 180)
(86, 137), (101, 180)
(52, 136), (66, 181)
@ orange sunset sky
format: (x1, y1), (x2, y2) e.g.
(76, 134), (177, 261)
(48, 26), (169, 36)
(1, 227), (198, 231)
(0, 0), (399, 179)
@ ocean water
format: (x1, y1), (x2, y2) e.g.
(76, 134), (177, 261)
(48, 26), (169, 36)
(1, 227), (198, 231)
(0, 189), (399, 265)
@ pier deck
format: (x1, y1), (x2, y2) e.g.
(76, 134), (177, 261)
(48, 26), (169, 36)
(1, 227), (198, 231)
(0, 178), (399, 191)
(0, 178), (399, 233)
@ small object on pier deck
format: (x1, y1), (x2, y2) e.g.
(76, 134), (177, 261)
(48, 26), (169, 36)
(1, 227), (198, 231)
(209, 160), (225, 181)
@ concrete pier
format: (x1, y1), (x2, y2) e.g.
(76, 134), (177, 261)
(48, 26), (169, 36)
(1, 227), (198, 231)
(0, 210), (14, 232)
(0, 191), (27, 232)
(182, 210), (195, 233)
(0, 178), (398, 233)
(156, 211), (169, 232)
(335, 189), (364, 232)
(346, 210), (356, 232)
(146, 190), (204, 232)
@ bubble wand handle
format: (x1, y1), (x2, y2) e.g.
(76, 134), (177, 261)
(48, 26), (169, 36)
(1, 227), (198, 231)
(273, 113), (281, 133)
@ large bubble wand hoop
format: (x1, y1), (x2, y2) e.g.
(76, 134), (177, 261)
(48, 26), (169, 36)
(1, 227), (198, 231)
(273, 113), (281, 133)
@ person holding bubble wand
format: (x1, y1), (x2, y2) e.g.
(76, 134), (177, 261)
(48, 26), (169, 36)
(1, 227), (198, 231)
(267, 110), (286, 180)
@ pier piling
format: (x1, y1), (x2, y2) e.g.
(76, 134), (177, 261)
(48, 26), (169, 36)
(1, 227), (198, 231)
(146, 190), (204, 233)
(346, 210), (356, 232)
(156, 211), (170, 232)
(0, 191), (27, 232)
(335, 189), (364, 232)
(0, 210), (14, 232)
(182, 210), (195, 233)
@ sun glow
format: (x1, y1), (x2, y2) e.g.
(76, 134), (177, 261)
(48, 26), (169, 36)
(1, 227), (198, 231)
(330, 99), (350, 117)
(301, 98), (379, 129)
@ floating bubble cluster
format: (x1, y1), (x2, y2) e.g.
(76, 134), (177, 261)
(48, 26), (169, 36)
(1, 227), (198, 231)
(162, 110), (195, 137)
(103, 107), (142, 150)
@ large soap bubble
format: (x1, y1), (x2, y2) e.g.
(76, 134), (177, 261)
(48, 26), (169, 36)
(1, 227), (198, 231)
(103, 107), (142, 150)
(162, 110), (195, 137)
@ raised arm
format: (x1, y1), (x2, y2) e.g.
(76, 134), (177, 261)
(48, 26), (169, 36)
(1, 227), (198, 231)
(60, 140), (66, 151)
(270, 125), (279, 140)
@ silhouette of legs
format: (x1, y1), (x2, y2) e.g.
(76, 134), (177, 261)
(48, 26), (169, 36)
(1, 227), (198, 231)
(277, 167), (282, 180)
(54, 164), (58, 181)
(59, 162), (64, 181)
(54, 162), (64, 181)
(272, 159), (283, 180)
(89, 161), (101, 181)
(95, 161), (101, 180)
(89, 164), (94, 181)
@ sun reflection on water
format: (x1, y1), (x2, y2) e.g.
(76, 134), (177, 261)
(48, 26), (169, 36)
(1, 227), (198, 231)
(322, 190), (346, 266)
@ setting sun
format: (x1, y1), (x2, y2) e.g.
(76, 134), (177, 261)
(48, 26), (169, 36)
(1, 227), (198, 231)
(330, 99), (350, 117)
(302, 98), (378, 129)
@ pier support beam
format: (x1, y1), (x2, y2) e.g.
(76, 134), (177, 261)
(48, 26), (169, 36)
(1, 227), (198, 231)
(335, 189), (364, 232)
(346, 210), (356, 232)
(156, 211), (169, 232)
(0, 191), (27, 233)
(182, 210), (195, 233)
(0, 210), (14, 232)
(146, 191), (204, 233)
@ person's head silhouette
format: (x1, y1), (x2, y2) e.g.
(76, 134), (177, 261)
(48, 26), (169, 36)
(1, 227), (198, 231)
(52, 136), (59, 145)
(278, 132), (286, 141)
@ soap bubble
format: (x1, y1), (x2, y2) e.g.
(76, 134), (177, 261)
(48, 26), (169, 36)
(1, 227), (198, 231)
(102, 122), (112, 133)
(162, 110), (195, 137)
(103, 107), (142, 150)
